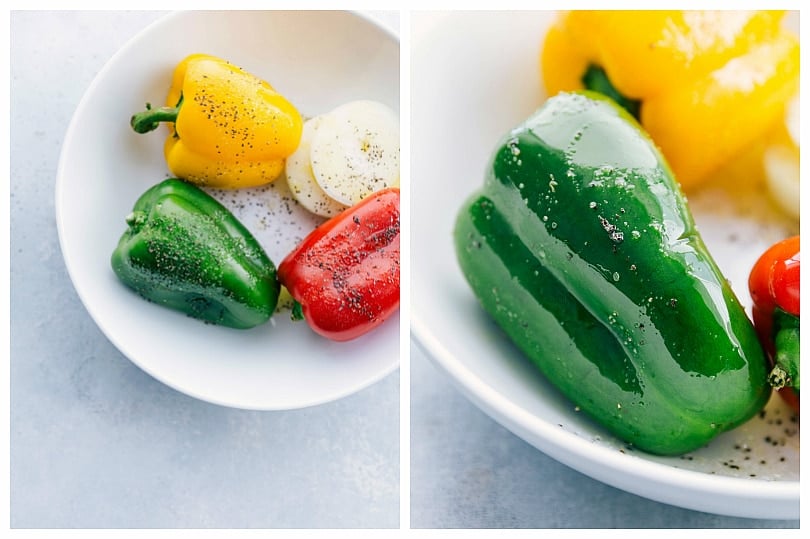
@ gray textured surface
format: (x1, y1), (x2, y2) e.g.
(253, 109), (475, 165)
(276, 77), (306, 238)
(410, 345), (799, 529)
(10, 10), (398, 529)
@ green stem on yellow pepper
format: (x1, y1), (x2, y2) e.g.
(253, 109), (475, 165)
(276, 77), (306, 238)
(581, 65), (641, 120)
(130, 95), (183, 134)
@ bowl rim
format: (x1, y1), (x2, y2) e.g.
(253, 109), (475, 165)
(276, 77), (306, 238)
(411, 314), (799, 519)
(54, 9), (401, 411)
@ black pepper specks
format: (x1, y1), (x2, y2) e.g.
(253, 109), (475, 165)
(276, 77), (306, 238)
(598, 215), (624, 244)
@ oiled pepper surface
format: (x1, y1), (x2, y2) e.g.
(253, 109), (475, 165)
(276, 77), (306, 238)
(278, 188), (400, 342)
(111, 178), (280, 329)
(131, 53), (302, 189)
(454, 91), (770, 455)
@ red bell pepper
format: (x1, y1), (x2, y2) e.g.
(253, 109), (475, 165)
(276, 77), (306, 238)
(748, 235), (800, 412)
(278, 188), (400, 342)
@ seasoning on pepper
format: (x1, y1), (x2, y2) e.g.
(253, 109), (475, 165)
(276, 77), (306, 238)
(111, 178), (280, 329)
(454, 91), (770, 456)
(131, 53), (303, 189)
(749, 236), (800, 412)
(278, 188), (400, 342)
(541, 10), (800, 190)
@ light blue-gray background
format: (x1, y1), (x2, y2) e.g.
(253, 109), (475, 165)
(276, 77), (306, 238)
(9, 10), (399, 529)
(8, 9), (801, 531)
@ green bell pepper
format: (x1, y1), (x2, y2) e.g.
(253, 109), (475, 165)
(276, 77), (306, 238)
(454, 91), (771, 456)
(111, 178), (280, 329)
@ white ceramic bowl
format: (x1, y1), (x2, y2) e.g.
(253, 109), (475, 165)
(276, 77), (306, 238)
(411, 11), (799, 519)
(56, 11), (400, 410)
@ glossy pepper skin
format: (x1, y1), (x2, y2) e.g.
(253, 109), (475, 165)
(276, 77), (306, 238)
(278, 188), (400, 342)
(131, 53), (303, 189)
(749, 236), (800, 412)
(111, 178), (280, 329)
(542, 10), (800, 190)
(454, 92), (770, 455)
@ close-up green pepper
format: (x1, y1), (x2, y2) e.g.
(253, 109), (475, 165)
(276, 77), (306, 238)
(111, 178), (280, 329)
(454, 91), (771, 456)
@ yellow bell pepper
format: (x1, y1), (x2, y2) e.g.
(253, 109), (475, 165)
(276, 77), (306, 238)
(131, 53), (303, 189)
(541, 11), (799, 190)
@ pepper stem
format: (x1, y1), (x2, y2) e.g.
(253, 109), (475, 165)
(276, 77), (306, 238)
(290, 300), (305, 322)
(769, 324), (800, 390)
(125, 211), (147, 231)
(582, 65), (642, 120)
(130, 94), (184, 134)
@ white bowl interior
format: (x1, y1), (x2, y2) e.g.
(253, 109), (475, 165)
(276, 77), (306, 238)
(56, 11), (400, 410)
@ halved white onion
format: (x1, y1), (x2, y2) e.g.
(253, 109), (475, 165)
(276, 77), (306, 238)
(285, 115), (349, 218)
